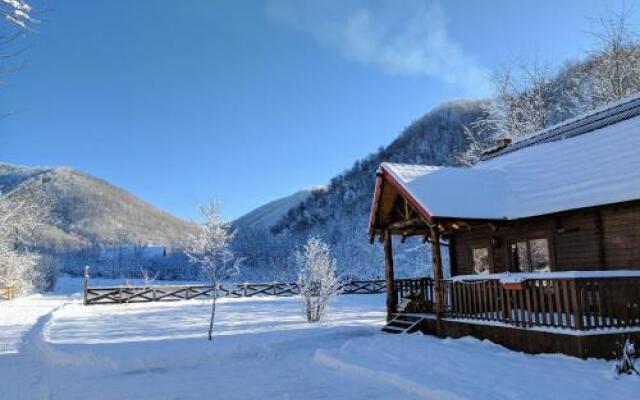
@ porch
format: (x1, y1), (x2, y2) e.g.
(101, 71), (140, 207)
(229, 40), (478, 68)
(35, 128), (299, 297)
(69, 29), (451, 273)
(389, 273), (640, 359)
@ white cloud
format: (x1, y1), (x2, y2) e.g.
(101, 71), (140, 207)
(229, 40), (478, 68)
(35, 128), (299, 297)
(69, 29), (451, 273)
(267, 0), (490, 96)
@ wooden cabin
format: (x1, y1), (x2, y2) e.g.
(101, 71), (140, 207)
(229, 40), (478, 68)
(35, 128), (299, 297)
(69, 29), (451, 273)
(369, 95), (640, 359)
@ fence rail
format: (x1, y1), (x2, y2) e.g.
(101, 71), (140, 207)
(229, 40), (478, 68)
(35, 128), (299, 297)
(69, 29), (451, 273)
(395, 275), (640, 332)
(84, 279), (385, 305)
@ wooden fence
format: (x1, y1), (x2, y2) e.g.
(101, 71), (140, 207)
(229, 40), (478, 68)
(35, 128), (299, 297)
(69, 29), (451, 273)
(395, 275), (640, 331)
(0, 286), (15, 301)
(84, 279), (385, 305)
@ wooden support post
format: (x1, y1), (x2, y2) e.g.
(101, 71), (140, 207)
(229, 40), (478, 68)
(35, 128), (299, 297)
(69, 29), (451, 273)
(430, 226), (445, 335)
(83, 265), (90, 306)
(384, 230), (397, 321)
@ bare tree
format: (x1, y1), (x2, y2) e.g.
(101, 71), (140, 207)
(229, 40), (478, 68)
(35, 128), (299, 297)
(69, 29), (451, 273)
(187, 201), (240, 341)
(491, 59), (565, 140)
(140, 266), (159, 288)
(0, 0), (36, 97)
(460, 58), (570, 165)
(296, 236), (340, 323)
(1, 0), (35, 29)
(457, 122), (495, 166)
(585, 7), (640, 106)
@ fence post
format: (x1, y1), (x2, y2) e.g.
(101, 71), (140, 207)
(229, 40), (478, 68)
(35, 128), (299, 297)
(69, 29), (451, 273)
(83, 266), (90, 305)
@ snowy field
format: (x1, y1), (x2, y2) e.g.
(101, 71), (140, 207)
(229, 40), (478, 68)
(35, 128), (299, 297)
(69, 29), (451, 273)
(0, 278), (638, 400)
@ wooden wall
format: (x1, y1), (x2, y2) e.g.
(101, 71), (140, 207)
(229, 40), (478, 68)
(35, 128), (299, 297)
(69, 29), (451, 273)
(449, 201), (640, 275)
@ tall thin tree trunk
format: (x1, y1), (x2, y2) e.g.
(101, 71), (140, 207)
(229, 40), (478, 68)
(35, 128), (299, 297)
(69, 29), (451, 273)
(208, 289), (217, 341)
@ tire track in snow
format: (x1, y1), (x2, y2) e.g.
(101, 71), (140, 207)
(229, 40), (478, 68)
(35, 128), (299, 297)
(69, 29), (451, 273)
(20, 298), (118, 369)
(313, 350), (468, 400)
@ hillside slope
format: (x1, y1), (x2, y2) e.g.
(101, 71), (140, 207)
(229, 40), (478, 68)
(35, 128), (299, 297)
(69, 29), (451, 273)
(233, 187), (325, 232)
(0, 163), (197, 248)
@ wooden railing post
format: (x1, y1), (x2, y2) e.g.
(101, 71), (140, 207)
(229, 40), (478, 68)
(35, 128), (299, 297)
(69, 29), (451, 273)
(569, 280), (583, 330)
(83, 266), (90, 305)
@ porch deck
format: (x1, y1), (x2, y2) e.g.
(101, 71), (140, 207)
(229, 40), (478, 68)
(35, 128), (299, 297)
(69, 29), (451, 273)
(392, 273), (640, 358)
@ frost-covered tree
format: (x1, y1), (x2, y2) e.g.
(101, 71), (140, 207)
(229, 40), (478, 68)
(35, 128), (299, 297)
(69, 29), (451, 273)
(187, 201), (240, 341)
(0, 0), (36, 99)
(1, 0), (34, 29)
(462, 7), (640, 165)
(461, 58), (568, 164)
(0, 193), (43, 295)
(296, 236), (340, 323)
(584, 7), (640, 106)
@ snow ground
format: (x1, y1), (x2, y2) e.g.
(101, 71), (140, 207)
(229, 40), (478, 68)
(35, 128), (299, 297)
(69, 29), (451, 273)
(0, 278), (638, 400)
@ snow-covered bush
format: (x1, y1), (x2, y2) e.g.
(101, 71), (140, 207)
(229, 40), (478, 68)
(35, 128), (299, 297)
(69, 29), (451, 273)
(296, 236), (340, 323)
(187, 201), (241, 340)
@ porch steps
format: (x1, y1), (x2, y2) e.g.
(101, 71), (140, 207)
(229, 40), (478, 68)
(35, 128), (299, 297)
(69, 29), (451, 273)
(382, 314), (425, 334)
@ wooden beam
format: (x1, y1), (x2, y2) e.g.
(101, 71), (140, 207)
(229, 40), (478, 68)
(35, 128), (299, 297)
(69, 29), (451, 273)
(384, 230), (397, 321)
(387, 217), (427, 230)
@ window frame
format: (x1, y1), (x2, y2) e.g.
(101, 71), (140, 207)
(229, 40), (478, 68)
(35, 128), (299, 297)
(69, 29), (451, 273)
(509, 236), (551, 273)
(468, 241), (492, 275)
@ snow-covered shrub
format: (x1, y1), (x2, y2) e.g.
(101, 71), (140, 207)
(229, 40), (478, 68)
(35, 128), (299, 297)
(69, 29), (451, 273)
(615, 337), (638, 376)
(296, 236), (340, 323)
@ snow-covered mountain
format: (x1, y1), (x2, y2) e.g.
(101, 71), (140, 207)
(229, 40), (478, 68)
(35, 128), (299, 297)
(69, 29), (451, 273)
(0, 163), (197, 248)
(233, 186), (325, 232)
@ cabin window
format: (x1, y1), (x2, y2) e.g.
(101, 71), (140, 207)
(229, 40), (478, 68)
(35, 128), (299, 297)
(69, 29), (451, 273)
(471, 247), (490, 274)
(511, 238), (550, 272)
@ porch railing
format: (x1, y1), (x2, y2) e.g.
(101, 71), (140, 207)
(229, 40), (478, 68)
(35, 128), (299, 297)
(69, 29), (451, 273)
(395, 274), (640, 331)
(394, 277), (435, 308)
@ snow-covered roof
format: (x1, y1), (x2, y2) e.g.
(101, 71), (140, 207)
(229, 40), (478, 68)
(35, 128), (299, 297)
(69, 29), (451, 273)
(380, 106), (640, 220)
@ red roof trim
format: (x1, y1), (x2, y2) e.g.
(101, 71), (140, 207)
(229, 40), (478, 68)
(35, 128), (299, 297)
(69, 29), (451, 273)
(368, 174), (383, 235)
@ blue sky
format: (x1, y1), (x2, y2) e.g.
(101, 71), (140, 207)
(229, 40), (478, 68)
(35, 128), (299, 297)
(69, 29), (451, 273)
(0, 0), (632, 220)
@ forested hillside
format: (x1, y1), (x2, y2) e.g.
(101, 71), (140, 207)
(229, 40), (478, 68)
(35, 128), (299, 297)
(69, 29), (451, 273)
(0, 164), (198, 283)
(0, 163), (197, 248)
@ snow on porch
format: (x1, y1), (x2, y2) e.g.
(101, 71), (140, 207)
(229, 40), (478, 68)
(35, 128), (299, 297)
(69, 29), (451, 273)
(450, 269), (640, 283)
